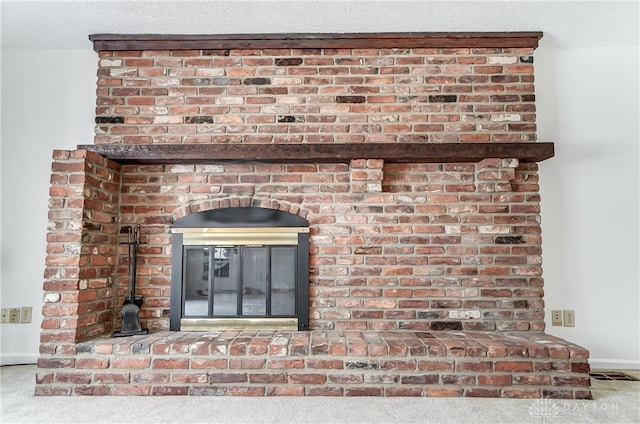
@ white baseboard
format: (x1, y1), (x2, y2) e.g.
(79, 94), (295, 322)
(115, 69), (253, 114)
(0, 354), (38, 366)
(589, 358), (640, 370)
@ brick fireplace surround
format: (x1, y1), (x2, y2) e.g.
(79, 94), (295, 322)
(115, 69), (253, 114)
(36, 32), (591, 398)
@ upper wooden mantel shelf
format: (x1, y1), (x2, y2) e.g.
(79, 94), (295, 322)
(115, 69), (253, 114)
(89, 32), (543, 51)
(78, 143), (554, 165)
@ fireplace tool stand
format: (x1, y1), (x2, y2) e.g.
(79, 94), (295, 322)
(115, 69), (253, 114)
(113, 224), (148, 337)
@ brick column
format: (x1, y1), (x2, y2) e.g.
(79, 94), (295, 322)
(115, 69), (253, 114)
(350, 159), (384, 193)
(476, 158), (519, 192)
(41, 150), (121, 353)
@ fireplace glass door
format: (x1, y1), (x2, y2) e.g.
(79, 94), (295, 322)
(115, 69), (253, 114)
(182, 245), (297, 319)
(170, 207), (310, 331)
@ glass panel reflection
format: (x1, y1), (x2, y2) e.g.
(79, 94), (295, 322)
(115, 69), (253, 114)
(242, 247), (267, 316)
(212, 247), (238, 316)
(183, 247), (209, 316)
(271, 247), (296, 316)
(182, 245), (298, 319)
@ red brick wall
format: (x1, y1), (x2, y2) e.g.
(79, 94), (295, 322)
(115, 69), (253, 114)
(43, 45), (547, 340)
(35, 38), (596, 400)
(94, 47), (536, 145)
(43, 150), (120, 347)
(114, 158), (544, 332)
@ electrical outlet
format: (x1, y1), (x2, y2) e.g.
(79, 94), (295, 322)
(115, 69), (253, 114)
(563, 310), (575, 327)
(20, 306), (33, 324)
(9, 308), (20, 323)
(551, 310), (563, 326)
(1, 309), (9, 323)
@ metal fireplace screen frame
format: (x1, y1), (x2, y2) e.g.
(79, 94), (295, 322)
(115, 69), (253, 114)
(169, 207), (310, 331)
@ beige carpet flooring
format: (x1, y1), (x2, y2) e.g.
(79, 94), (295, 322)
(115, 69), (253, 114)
(1, 365), (639, 423)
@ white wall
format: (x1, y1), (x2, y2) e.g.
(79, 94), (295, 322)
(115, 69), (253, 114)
(1, 1), (638, 368)
(537, 42), (640, 369)
(0, 49), (96, 364)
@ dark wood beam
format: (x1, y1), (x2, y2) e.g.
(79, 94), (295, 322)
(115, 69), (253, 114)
(78, 143), (554, 165)
(89, 32), (543, 52)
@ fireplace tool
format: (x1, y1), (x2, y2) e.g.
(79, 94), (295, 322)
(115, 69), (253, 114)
(112, 224), (148, 337)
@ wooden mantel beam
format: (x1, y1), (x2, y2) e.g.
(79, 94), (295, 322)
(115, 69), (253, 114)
(89, 32), (543, 52)
(77, 143), (554, 165)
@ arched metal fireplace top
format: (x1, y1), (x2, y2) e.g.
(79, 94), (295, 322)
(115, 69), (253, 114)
(173, 206), (309, 229)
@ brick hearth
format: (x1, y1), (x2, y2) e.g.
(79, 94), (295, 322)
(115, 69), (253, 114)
(36, 330), (590, 398)
(37, 32), (592, 398)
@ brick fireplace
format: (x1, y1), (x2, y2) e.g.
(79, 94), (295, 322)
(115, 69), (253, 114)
(36, 32), (591, 398)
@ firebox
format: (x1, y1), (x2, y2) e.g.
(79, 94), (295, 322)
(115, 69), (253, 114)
(169, 207), (310, 331)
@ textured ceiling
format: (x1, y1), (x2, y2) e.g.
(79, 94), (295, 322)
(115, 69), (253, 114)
(1, 1), (638, 50)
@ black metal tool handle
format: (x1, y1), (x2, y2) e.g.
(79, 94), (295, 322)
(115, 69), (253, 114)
(128, 225), (141, 302)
